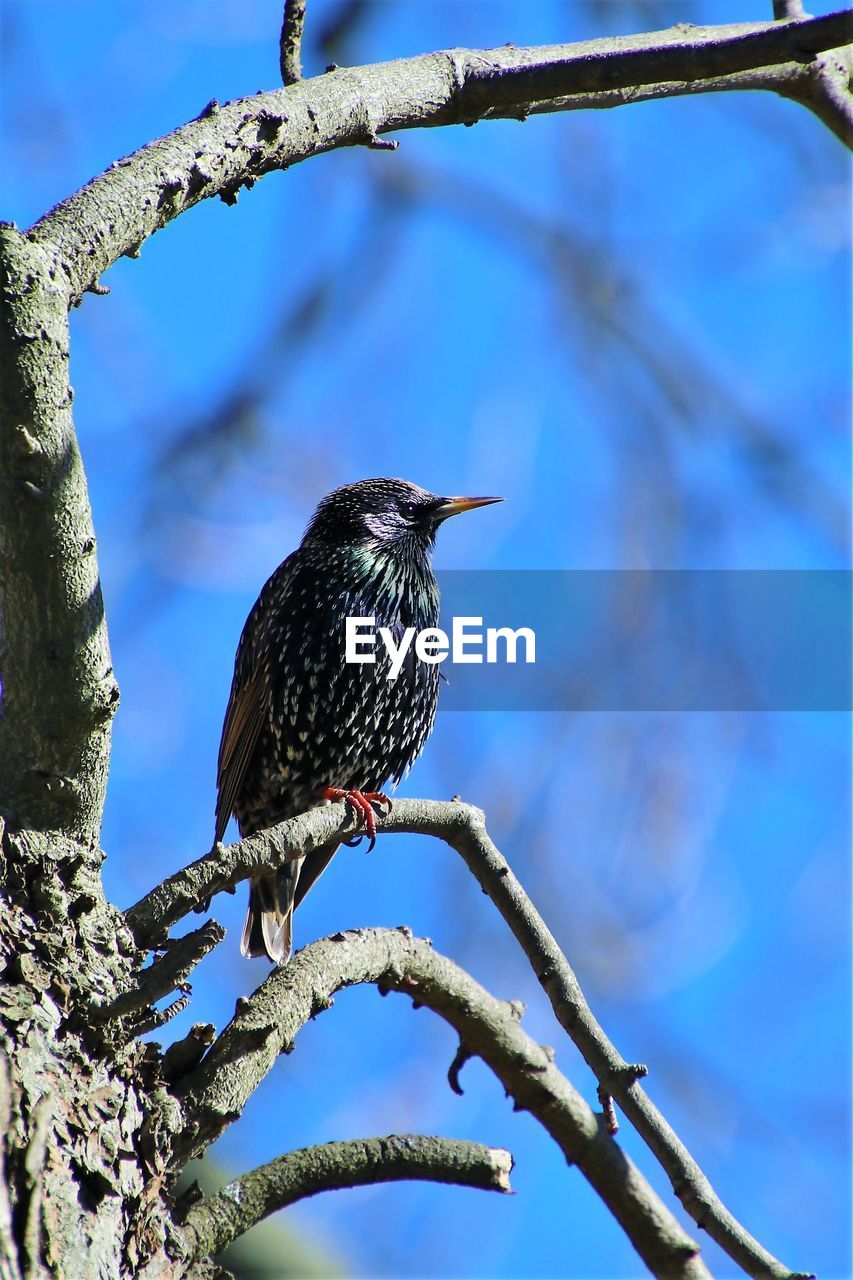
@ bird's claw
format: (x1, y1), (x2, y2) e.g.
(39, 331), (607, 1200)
(320, 787), (392, 852)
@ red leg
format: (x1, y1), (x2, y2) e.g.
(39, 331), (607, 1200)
(319, 787), (392, 852)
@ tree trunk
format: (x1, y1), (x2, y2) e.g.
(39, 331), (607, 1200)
(0, 826), (204, 1279)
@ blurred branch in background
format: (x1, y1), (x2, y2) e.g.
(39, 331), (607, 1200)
(114, 209), (405, 640)
(375, 159), (850, 556)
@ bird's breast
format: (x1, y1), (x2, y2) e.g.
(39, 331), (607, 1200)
(259, 558), (441, 796)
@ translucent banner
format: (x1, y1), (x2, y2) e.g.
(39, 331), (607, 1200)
(425, 571), (852, 711)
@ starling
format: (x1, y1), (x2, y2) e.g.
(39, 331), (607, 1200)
(214, 477), (501, 963)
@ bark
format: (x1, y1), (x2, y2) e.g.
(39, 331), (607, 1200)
(0, 229), (118, 848)
(279, 0), (307, 86)
(0, 825), (178, 1280)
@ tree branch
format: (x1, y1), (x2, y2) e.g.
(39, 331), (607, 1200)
(176, 927), (710, 1280)
(778, 44), (853, 145)
(181, 1134), (512, 1260)
(129, 797), (808, 1278)
(124, 810), (346, 946)
(28, 12), (852, 303)
(280, 0), (307, 86)
(389, 801), (812, 1280)
(774, 0), (808, 18)
(90, 920), (225, 1026)
(400, 804), (810, 1280)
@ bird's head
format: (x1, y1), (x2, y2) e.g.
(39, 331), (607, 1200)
(302, 478), (502, 554)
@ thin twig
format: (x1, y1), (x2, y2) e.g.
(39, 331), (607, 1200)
(773, 0), (808, 18)
(181, 1134), (512, 1259)
(177, 927), (709, 1279)
(91, 920), (225, 1021)
(131, 993), (191, 1037)
(279, 0), (307, 86)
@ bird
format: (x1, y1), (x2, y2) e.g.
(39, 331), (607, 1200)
(214, 477), (502, 963)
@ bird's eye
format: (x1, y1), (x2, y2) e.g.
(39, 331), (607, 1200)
(401, 502), (418, 519)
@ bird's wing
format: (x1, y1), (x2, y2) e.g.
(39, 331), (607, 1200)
(214, 553), (296, 845)
(214, 662), (267, 845)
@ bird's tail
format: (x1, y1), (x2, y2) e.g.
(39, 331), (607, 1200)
(241, 859), (303, 964)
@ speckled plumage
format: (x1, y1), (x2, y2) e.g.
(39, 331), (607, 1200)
(214, 478), (500, 963)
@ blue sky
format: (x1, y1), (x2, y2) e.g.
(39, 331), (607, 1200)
(2, 2), (850, 1277)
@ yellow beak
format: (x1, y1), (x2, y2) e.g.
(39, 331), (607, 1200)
(433, 495), (504, 520)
